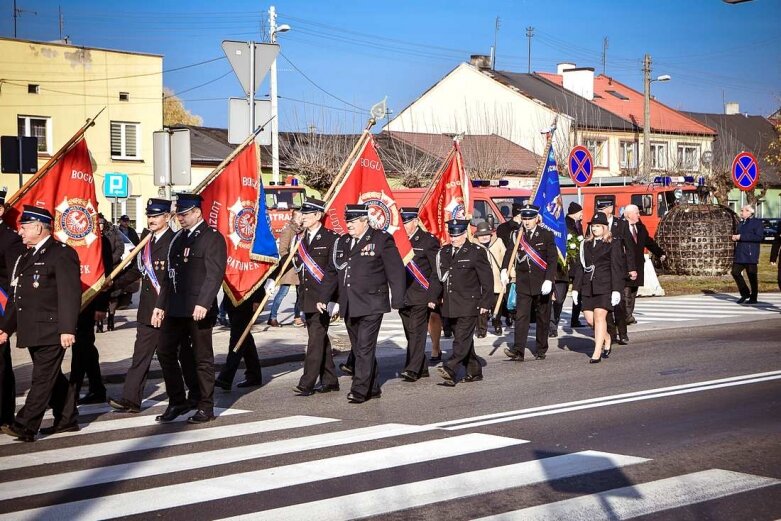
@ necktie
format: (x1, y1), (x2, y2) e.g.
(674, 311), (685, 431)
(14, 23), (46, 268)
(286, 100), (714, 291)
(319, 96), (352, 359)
(631, 224), (637, 242)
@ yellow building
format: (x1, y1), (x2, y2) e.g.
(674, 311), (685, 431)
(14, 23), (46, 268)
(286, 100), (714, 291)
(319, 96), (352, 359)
(0, 37), (163, 228)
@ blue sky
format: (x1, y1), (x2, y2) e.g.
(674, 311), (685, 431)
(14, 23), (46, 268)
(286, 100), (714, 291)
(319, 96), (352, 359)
(3, 0), (779, 131)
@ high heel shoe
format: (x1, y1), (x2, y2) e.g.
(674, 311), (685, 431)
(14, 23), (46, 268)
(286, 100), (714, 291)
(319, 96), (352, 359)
(589, 357), (601, 364)
(602, 347), (611, 359)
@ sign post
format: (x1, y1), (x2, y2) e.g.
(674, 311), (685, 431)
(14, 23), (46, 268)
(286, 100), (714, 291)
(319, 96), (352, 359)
(104, 172), (129, 224)
(731, 151), (759, 191)
(568, 145), (594, 205)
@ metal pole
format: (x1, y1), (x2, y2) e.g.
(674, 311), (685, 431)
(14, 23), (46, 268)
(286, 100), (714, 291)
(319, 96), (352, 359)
(643, 54), (651, 182)
(17, 136), (23, 189)
(269, 6), (280, 184)
(526, 26), (534, 73)
(577, 186), (582, 206)
(249, 40), (256, 139)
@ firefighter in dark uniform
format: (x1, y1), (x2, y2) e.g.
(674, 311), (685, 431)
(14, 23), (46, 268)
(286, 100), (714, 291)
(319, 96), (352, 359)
(501, 204), (557, 361)
(435, 219), (494, 386)
(398, 207), (440, 382)
(154, 193), (227, 424)
(108, 199), (200, 413)
(0, 189), (25, 427)
(214, 288), (265, 391)
(333, 204), (406, 403)
(291, 197), (341, 396)
(0, 206), (80, 441)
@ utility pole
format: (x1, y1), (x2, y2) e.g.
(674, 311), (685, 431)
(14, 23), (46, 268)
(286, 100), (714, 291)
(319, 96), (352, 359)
(525, 27), (534, 73)
(12, 0), (36, 38)
(58, 5), (63, 40)
(492, 16), (500, 70)
(643, 54), (652, 179)
(269, 5), (280, 184)
(602, 37), (609, 75)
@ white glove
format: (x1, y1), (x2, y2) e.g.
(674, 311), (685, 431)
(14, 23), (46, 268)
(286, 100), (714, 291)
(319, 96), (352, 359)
(572, 291), (579, 305)
(264, 279), (277, 296)
(611, 291), (621, 307)
(500, 269), (509, 286)
(330, 303), (340, 317)
(541, 280), (552, 295)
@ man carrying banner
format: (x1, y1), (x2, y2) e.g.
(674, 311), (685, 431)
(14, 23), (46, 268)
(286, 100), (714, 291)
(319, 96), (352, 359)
(0, 189), (24, 427)
(501, 204), (558, 362)
(333, 204), (406, 403)
(0, 206), (81, 441)
(291, 197), (341, 396)
(398, 207), (440, 382)
(154, 194), (227, 424)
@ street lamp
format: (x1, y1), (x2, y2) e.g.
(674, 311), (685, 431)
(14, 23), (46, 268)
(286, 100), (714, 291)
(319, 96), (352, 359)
(269, 6), (290, 184)
(643, 53), (670, 180)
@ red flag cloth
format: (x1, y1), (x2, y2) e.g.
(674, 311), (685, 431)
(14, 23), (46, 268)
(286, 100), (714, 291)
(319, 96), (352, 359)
(418, 142), (472, 245)
(199, 143), (275, 306)
(325, 135), (413, 264)
(4, 139), (105, 305)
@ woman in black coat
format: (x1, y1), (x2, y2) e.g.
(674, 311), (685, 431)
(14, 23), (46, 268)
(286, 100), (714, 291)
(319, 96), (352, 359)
(573, 213), (626, 363)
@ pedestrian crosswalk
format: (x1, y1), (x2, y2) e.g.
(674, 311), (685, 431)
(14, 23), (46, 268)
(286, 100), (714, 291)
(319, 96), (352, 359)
(0, 406), (777, 520)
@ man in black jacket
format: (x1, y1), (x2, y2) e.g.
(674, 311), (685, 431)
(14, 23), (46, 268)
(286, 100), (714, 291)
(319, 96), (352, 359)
(565, 202), (584, 327)
(154, 194), (227, 424)
(0, 206), (81, 442)
(333, 204), (406, 403)
(621, 204), (666, 324)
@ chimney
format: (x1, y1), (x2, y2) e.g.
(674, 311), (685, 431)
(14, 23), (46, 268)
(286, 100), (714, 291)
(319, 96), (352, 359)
(470, 54), (491, 70)
(724, 102), (740, 115)
(557, 62), (576, 75)
(562, 66), (595, 101)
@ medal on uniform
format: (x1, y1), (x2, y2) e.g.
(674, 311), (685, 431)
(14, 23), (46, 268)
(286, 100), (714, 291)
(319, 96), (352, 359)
(32, 274), (40, 289)
(184, 247), (190, 263)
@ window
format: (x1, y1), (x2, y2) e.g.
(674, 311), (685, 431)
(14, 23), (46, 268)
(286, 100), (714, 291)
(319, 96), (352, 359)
(630, 194), (653, 216)
(620, 141), (637, 169)
(650, 143), (667, 170)
(17, 115), (52, 154)
(472, 199), (490, 223)
(109, 197), (140, 227)
(677, 144), (700, 172)
(606, 89), (629, 100)
(584, 138), (607, 168)
(28, 84), (40, 94)
(119, 92), (129, 102)
(111, 121), (140, 159)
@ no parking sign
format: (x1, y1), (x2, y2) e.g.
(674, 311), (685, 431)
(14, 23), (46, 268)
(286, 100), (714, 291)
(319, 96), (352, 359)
(731, 152), (759, 191)
(568, 146), (593, 187)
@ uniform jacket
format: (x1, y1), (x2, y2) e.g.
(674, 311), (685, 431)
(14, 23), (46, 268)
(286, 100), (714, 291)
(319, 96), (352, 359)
(734, 217), (764, 265)
(621, 219), (665, 288)
(159, 221), (228, 318)
(102, 223), (125, 266)
(3, 237), (81, 347)
(436, 241), (494, 317)
(573, 238), (626, 297)
(501, 226), (558, 296)
(476, 237), (506, 294)
(277, 221), (302, 286)
(295, 225), (339, 314)
(403, 226), (441, 306)
(0, 222), (25, 330)
(607, 215), (635, 275)
(114, 228), (174, 325)
(333, 227), (406, 318)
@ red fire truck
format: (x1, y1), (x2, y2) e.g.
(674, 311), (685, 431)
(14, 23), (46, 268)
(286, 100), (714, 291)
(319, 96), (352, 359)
(264, 178), (308, 237)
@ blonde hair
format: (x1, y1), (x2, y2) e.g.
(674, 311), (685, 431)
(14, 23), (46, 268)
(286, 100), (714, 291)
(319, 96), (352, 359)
(586, 224), (613, 244)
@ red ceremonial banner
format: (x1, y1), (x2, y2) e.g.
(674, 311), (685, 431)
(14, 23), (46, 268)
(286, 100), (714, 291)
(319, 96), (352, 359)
(3, 139), (105, 305)
(418, 142), (472, 245)
(325, 135), (414, 263)
(199, 143), (275, 306)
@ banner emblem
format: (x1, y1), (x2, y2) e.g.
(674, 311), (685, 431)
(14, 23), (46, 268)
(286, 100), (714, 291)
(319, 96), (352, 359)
(228, 197), (256, 248)
(359, 191), (401, 235)
(55, 197), (99, 246)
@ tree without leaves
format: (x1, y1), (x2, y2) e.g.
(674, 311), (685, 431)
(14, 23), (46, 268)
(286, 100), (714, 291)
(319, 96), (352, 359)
(163, 88), (203, 127)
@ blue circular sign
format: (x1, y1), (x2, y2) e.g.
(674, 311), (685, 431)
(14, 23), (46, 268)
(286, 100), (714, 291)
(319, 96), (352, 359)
(731, 152), (759, 191)
(568, 146), (593, 187)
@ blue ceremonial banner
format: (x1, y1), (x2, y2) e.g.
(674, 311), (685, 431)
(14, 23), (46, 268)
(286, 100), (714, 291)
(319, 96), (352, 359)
(251, 179), (280, 261)
(532, 143), (567, 264)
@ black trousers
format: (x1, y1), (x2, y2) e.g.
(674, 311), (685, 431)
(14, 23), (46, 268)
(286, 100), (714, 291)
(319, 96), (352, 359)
(0, 339), (15, 425)
(607, 301), (628, 339)
(158, 316), (215, 414)
(732, 263), (759, 298)
(549, 282), (569, 331)
(16, 343), (78, 433)
(70, 312), (106, 397)
(443, 315), (481, 378)
(514, 292), (551, 356)
(623, 286), (639, 320)
(345, 313), (383, 400)
(399, 304), (430, 375)
(298, 311), (338, 391)
(218, 303), (262, 385)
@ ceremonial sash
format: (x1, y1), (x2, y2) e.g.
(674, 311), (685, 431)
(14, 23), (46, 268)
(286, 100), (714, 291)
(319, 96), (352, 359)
(298, 238), (325, 284)
(140, 239), (161, 295)
(0, 287), (7, 317)
(519, 233), (548, 271)
(406, 260), (430, 290)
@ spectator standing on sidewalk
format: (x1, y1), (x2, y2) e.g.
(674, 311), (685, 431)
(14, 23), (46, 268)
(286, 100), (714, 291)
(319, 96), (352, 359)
(731, 204), (764, 304)
(268, 210), (303, 327)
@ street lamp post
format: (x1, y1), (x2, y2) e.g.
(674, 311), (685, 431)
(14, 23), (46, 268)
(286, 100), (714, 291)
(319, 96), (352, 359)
(269, 6), (290, 184)
(642, 54), (670, 180)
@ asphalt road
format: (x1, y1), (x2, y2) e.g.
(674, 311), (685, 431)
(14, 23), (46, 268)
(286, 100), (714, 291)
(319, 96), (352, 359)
(1, 316), (779, 520)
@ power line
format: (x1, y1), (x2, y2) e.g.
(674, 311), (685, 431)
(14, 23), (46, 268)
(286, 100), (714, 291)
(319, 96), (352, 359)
(278, 95), (366, 115)
(279, 52), (367, 112)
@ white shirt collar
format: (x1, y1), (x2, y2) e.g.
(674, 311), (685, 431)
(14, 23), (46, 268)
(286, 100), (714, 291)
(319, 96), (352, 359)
(187, 219), (204, 235)
(154, 227), (169, 240)
(33, 235), (51, 254)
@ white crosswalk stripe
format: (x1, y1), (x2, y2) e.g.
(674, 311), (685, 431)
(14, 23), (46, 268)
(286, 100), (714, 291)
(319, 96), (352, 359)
(0, 408), (777, 520)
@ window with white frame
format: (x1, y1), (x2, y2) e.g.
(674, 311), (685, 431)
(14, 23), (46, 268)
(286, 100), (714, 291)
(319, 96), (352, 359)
(650, 143), (667, 170)
(111, 121), (140, 160)
(619, 141), (637, 169)
(676, 144), (700, 172)
(17, 115), (52, 154)
(584, 138), (607, 168)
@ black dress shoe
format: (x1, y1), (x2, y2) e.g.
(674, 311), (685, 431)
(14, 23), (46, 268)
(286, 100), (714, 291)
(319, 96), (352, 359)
(339, 363), (354, 376)
(534, 353), (547, 360)
(108, 397), (141, 413)
(39, 421), (80, 435)
(602, 347), (612, 359)
(437, 366), (456, 386)
(1, 423), (36, 442)
(236, 379), (262, 388)
(429, 354), (442, 363)
(589, 358), (601, 364)
(747, 298), (758, 304)
(214, 378), (232, 391)
(736, 295), (748, 304)
(78, 392), (107, 405)
(293, 385), (315, 396)
(625, 317), (637, 325)
(267, 319), (282, 327)
(187, 409), (216, 424)
(346, 392), (366, 403)
(442, 331), (453, 338)
(617, 336), (629, 345)
(476, 332), (487, 338)
(155, 403), (193, 423)
(462, 374), (483, 383)
(400, 370), (419, 382)
(315, 384), (340, 393)
(503, 347), (523, 361)
(419, 369), (430, 378)
(548, 330), (558, 338)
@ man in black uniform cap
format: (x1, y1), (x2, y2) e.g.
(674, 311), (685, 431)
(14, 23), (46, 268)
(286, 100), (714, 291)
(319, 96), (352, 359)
(435, 219), (493, 386)
(154, 193), (227, 424)
(0, 189), (25, 427)
(0, 206), (81, 441)
(333, 204), (406, 403)
(501, 203), (558, 361)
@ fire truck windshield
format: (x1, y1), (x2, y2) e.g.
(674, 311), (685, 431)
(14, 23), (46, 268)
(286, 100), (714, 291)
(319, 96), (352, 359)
(492, 196), (529, 221)
(265, 188), (305, 210)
